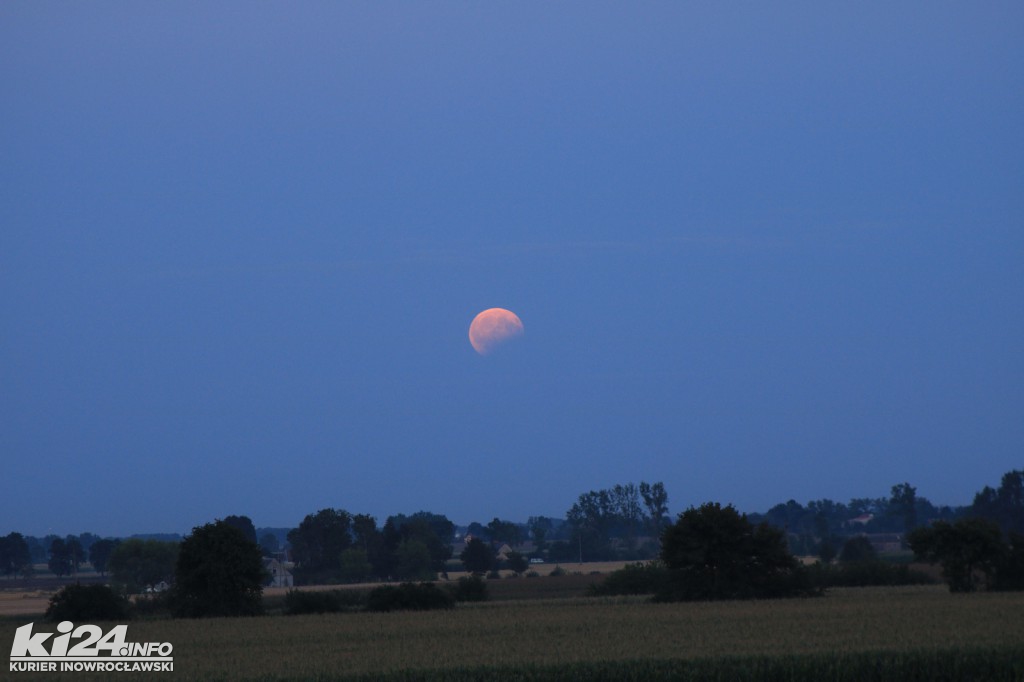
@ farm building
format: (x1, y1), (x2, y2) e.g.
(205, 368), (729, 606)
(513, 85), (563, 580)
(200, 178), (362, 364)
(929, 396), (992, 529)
(263, 558), (294, 587)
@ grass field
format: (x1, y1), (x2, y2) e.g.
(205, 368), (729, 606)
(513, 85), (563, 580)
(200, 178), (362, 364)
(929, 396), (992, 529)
(3, 585), (1024, 680)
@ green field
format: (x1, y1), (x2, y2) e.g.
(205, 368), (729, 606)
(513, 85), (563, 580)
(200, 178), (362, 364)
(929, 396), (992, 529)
(3, 585), (1024, 681)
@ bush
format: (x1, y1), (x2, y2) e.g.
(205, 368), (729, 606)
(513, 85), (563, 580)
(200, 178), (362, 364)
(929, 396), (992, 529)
(365, 583), (455, 612)
(588, 562), (670, 596)
(839, 536), (878, 564)
(283, 589), (367, 615)
(549, 565), (566, 577)
(45, 584), (131, 623)
(808, 561), (934, 588)
(449, 575), (488, 602)
(131, 593), (173, 620)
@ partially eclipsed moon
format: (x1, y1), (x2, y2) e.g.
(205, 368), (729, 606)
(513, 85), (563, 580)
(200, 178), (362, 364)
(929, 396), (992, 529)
(469, 308), (524, 355)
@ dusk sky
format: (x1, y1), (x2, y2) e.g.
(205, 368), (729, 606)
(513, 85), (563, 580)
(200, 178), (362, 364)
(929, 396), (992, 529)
(3, 3), (1022, 537)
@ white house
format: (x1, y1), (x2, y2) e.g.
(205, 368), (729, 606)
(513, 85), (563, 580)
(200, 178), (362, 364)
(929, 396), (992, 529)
(263, 558), (294, 588)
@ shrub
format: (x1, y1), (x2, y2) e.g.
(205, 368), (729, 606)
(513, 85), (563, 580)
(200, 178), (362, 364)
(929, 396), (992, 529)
(131, 593), (173, 620)
(284, 589), (367, 615)
(839, 536), (878, 564)
(808, 561), (934, 588)
(449, 575), (488, 602)
(549, 565), (566, 577)
(365, 582), (455, 612)
(45, 584), (131, 623)
(588, 562), (670, 596)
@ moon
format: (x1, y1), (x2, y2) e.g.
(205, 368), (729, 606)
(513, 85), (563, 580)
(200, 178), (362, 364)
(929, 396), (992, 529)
(468, 308), (524, 355)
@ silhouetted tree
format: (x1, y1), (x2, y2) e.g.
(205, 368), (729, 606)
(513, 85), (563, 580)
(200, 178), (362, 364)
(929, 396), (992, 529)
(506, 550), (529, 575)
(889, 483), (918, 537)
(908, 518), (1005, 592)
(839, 536), (877, 563)
(640, 482), (670, 534)
(352, 514), (388, 580)
(65, 537), (86, 574)
(0, 533), (32, 577)
(288, 509), (352, 583)
(972, 470), (1024, 535)
(995, 532), (1024, 591)
(528, 516), (553, 552)
(386, 512), (454, 576)
(612, 483), (644, 547)
(338, 548), (373, 583)
(486, 518), (523, 546)
(223, 515), (258, 544)
(258, 533), (279, 557)
(47, 539), (73, 577)
(88, 538), (119, 576)
(108, 539), (179, 594)
(460, 538), (494, 575)
(171, 520), (265, 617)
(658, 502), (811, 601)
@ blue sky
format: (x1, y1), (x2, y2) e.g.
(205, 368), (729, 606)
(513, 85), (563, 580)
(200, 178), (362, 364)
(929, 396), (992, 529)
(2, 2), (1022, 537)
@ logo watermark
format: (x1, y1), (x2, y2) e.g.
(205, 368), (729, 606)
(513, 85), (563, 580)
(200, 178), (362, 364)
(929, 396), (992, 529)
(9, 621), (173, 673)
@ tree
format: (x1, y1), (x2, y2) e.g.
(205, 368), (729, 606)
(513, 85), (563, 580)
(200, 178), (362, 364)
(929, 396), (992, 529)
(568, 483), (670, 554)
(258, 533), (279, 557)
(908, 518), (1006, 592)
(223, 515), (258, 545)
(338, 548), (373, 583)
(839, 536), (878, 564)
(818, 538), (837, 564)
(639, 482), (670, 535)
(108, 539), (179, 594)
(394, 539), (434, 581)
(171, 520), (266, 618)
(506, 550), (529, 576)
(486, 518), (523, 547)
(658, 502), (810, 601)
(995, 532), (1024, 591)
(0, 532), (32, 578)
(287, 508), (352, 583)
(889, 483), (918, 537)
(528, 516), (553, 552)
(48, 539), (73, 577)
(65, 537), (86, 574)
(460, 538), (494, 575)
(972, 470), (1024, 535)
(352, 514), (387, 580)
(567, 490), (616, 560)
(88, 539), (120, 576)
(386, 513), (454, 575)
(612, 483), (644, 547)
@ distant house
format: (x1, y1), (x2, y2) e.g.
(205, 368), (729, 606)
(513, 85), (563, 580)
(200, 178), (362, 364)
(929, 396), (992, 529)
(263, 558), (294, 588)
(846, 513), (874, 527)
(145, 581), (170, 594)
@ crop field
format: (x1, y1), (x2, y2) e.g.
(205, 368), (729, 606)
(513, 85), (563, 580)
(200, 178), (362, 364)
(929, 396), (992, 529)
(3, 585), (1024, 680)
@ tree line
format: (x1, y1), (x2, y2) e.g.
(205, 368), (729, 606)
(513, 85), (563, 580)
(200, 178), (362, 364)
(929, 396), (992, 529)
(3, 471), (1021, 591)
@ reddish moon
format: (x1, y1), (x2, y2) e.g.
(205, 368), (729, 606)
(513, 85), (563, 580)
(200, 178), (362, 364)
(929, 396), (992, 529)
(469, 308), (524, 355)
